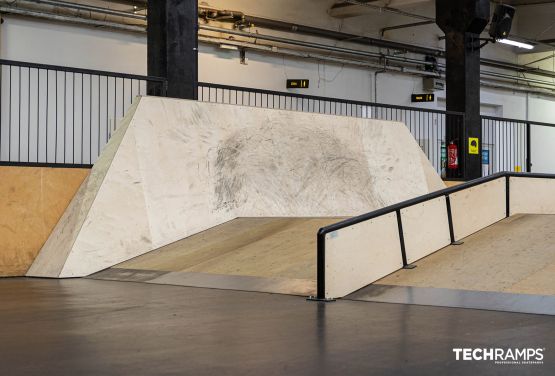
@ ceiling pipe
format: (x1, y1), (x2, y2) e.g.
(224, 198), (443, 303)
(22, 0), (146, 20)
(200, 35), (440, 78)
(480, 70), (555, 87)
(380, 20), (436, 37)
(200, 24), (435, 67)
(481, 58), (555, 80)
(240, 15), (443, 57)
(0, 5), (146, 32)
(207, 10), (555, 80)
(108, 0), (147, 6)
(202, 25), (555, 89)
(337, 0), (434, 21)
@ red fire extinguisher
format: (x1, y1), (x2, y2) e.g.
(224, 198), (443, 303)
(447, 141), (458, 170)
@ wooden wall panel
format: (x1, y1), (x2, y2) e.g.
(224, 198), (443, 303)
(0, 166), (89, 276)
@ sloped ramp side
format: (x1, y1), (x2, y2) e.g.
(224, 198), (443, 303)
(29, 97), (444, 278)
(27, 100), (141, 277)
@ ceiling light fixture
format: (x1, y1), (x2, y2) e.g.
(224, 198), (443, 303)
(498, 39), (535, 50)
(219, 43), (239, 50)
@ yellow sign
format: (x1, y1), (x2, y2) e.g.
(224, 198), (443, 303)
(468, 137), (479, 155)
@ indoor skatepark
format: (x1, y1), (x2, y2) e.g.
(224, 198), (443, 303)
(1, 0), (555, 375)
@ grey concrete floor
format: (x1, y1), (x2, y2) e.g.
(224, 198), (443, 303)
(0, 278), (554, 375)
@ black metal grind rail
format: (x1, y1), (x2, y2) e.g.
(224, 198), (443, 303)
(315, 171), (555, 300)
(0, 59), (167, 166)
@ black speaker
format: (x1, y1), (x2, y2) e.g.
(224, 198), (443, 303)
(436, 0), (490, 34)
(489, 4), (516, 40)
(467, 0), (491, 34)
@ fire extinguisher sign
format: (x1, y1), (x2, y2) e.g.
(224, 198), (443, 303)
(468, 137), (480, 155)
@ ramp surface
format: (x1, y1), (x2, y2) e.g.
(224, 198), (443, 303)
(29, 97), (444, 278)
(92, 217), (342, 296)
(377, 214), (555, 296)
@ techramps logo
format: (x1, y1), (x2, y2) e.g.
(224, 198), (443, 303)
(453, 348), (545, 365)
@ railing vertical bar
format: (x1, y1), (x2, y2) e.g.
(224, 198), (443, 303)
(446, 195), (456, 243)
(18, 66), (21, 161)
(106, 76), (109, 142)
(81, 73), (84, 164)
(122, 77), (125, 116)
(37, 70), (40, 162)
(55, 70), (58, 163)
(72, 72), (75, 163)
(526, 123), (531, 172)
(98, 75), (101, 159)
(45, 69), (48, 163)
(396, 209), (409, 267)
(0, 65), (2, 160)
(316, 231), (326, 300)
(27, 67), (31, 161)
(506, 175), (510, 217)
(89, 74), (92, 164)
(64, 72), (67, 163)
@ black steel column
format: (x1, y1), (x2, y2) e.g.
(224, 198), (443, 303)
(147, 0), (198, 99)
(437, 0), (490, 180)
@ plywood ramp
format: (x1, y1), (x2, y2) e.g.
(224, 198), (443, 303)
(377, 214), (555, 296)
(93, 217), (343, 295)
(29, 97), (444, 278)
(0, 166), (89, 276)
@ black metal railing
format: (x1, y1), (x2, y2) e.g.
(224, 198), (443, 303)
(314, 171), (555, 300)
(198, 82), (464, 177)
(1, 64), (554, 175)
(0, 59), (167, 167)
(481, 116), (555, 175)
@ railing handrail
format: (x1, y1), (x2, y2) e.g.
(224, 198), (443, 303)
(317, 171), (552, 236)
(481, 115), (555, 128)
(0, 58), (167, 83)
(198, 81), (466, 117)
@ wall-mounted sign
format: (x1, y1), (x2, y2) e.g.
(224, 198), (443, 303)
(469, 137), (480, 155)
(411, 94), (435, 103)
(482, 149), (490, 165)
(287, 79), (309, 89)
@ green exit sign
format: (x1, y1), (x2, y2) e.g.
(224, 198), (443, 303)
(287, 79), (309, 89)
(411, 94), (435, 103)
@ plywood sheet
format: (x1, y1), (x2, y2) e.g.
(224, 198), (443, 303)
(450, 177), (506, 240)
(0, 166), (89, 276)
(401, 196), (451, 264)
(510, 177), (555, 215)
(117, 217), (342, 281)
(325, 213), (403, 298)
(378, 214), (555, 296)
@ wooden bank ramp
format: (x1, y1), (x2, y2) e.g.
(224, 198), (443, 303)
(90, 217), (343, 296)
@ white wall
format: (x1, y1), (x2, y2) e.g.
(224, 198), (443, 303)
(1, 17), (147, 74)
